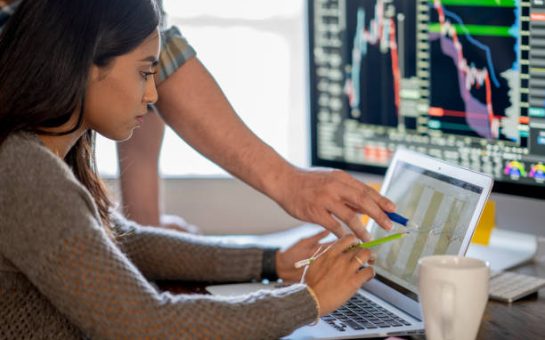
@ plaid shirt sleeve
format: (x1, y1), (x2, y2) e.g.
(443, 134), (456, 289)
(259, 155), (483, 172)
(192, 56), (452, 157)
(158, 26), (197, 83)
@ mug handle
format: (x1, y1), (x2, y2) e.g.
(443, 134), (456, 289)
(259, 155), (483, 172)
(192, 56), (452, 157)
(440, 282), (455, 340)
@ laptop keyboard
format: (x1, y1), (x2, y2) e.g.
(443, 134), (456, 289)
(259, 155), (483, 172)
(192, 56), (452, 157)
(321, 294), (412, 332)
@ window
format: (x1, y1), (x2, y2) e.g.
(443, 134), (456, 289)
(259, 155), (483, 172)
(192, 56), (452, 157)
(96, 0), (308, 177)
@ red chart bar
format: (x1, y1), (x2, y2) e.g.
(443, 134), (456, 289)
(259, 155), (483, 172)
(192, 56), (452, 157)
(531, 13), (545, 21)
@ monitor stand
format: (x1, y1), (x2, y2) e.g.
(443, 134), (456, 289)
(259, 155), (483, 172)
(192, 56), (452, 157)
(466, 228), (538, 272)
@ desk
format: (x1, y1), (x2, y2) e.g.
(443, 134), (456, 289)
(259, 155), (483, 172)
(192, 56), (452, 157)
(474, 244), (545, 339)
(157, 227), (545, 340)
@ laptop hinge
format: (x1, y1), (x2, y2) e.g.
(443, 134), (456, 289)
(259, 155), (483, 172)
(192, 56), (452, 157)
(363, 278), (423, 321)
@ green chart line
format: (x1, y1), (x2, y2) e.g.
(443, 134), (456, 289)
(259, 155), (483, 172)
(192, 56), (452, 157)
(429, 0), (516, 7)
(428, 23), (513, 37)
(429, 121), (475, 132)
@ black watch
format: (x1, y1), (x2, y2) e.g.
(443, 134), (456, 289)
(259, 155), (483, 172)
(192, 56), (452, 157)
(261, 248), (279, 281)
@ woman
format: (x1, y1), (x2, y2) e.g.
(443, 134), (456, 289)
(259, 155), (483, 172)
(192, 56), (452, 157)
(0, 0), (375, 338)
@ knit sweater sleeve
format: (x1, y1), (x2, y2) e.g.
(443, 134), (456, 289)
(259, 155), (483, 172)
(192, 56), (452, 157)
(110, 212), (270, 282)
(0, 135), (318, 339)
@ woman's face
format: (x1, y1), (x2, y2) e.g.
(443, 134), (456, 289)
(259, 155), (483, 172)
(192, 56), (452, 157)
(84, 29), (161, 141)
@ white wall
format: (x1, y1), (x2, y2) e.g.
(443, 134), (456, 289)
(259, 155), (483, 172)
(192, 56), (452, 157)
(105, 177), (302, 235)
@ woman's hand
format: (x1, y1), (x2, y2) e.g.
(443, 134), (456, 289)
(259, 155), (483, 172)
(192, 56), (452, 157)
(304, 235), (375, 316)
(276, 230), (332, 283)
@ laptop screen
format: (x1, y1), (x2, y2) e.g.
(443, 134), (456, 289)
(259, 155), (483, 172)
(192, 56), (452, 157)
(368, 161), (484, 294)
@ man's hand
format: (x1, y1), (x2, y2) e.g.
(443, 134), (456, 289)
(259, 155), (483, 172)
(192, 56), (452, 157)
(274, 168), (396, 241)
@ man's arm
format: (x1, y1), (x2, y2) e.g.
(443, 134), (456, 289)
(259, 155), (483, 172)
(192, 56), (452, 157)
(156, 57), (395, 240)
(117, 107), (164, 226)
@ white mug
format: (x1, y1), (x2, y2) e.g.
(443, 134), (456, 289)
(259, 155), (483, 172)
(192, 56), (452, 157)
(417, 255), (489, 340)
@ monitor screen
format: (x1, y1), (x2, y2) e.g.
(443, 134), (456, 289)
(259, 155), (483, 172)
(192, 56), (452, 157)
(308, 0), (545, 199)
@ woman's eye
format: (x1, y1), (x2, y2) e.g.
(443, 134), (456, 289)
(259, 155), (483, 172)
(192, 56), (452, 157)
(140, 71), (157, 81)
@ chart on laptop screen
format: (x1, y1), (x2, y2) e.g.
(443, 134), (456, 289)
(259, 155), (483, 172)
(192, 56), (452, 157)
(368, 162), (482, 293)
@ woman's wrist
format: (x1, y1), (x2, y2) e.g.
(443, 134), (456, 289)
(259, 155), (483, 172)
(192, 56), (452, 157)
(306, 286), (321, 322)
(275, 249), (292, 280)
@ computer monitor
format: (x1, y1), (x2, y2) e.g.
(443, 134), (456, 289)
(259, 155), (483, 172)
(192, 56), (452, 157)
(308, 0), (545, 198)
(307, 0), (545, 261)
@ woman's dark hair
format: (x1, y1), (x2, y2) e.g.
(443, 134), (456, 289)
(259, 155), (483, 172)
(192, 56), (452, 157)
(0, 0), (161, 233)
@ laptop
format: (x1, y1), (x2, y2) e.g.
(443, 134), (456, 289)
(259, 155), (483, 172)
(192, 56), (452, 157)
(208, 149), (493, 339)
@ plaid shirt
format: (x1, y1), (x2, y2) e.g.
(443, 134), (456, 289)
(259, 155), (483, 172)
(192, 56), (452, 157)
(0, 0), (195, 83)
(159, 26), (196, 82)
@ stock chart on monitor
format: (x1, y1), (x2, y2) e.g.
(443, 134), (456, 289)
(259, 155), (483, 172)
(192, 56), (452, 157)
(309, 0), (545, 196)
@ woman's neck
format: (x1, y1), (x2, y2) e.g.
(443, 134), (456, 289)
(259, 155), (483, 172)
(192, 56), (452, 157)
(38, 132), (84, 159)
(37, 112), (87, 159)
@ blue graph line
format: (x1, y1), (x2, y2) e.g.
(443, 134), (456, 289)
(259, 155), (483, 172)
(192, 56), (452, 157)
(350, 8), (367, 109)
(440, 7), (502, 88)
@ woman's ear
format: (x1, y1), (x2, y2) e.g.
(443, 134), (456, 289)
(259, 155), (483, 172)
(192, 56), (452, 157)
(90, 64), (113, 82)
(89, 65), (102, 82)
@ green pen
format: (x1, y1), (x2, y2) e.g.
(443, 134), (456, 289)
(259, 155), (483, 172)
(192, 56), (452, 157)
(356, 232), (408, 249)
(294, 231), (410, 269)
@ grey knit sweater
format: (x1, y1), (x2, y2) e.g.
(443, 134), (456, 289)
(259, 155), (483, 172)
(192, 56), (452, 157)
(0, 133), (318, 339)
